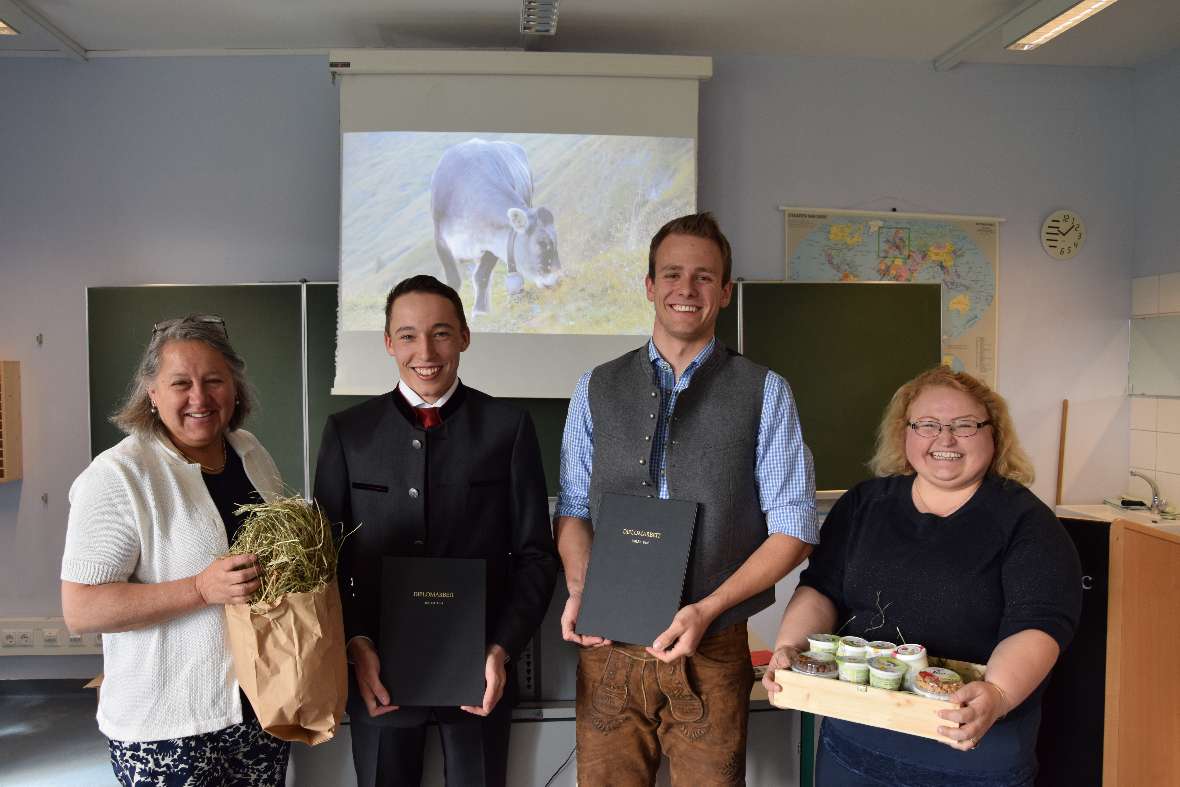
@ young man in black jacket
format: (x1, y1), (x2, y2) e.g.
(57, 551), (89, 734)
(314, 275), (558, 787)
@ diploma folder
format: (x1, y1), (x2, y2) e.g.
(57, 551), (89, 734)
(379, 556), (486, 707)
(576, 493), (699, 646)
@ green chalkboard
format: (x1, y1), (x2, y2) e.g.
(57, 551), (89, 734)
(88, 284), (569, 497)
(87, 286), (305, 489)
(717, 282), (941, 491)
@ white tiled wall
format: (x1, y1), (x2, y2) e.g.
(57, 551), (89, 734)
(1129, 398), (1180, 505)
(1129, 274), (1180, 506)
(1133, 273), (1180, 316)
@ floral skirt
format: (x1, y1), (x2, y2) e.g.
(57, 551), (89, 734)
(109, 718), (289, 787)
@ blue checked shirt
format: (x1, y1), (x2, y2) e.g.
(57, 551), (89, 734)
(555, 338), (819, 544)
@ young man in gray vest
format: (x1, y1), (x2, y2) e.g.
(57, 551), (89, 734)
(553, 212), (819, 785)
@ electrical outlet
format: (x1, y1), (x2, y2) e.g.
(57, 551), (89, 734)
(1, 629), (33, 648)
(0, 617), (102, 655)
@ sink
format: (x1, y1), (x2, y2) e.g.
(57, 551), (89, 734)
(1056, 504), (1161, 526)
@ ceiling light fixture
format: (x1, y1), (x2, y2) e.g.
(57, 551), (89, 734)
(0, 18), (20, 35)
(1003, 0), (1120, 51)
(520, 0), (559, 36)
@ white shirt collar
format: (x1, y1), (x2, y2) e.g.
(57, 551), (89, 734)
(398, 376), (460, 409)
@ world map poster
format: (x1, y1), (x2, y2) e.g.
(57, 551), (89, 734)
(784, 207), (1000, 387)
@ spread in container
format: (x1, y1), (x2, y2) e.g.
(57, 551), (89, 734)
(836, 655), (869, 685)
(893, 643), (929, 688)
(911, 667), (964, 700)
(807, 634), (841, 654)
(791, 650), (838, 678)
(866, 641), (897, 658)
(867, 656), (907, 690)
(837, 636), (868, 659)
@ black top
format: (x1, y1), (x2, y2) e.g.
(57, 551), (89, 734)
(799, 474), (1082, 776)
(199, 440), (263, 724)
(201, 442), (262, 547)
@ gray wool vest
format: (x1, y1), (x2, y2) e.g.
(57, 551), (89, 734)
(587, 341), (772, 635)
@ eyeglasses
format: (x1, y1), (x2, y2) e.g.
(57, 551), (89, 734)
(152, 315), (229, 339)
(907, 419), (992, 438)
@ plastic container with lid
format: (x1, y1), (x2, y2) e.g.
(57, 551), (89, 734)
(893, 643), (929, 688)
(911, 667), (964, 700)
(837, 636), (868, 659)
(791, 650), (838, 678)
(866, 641), (897, 658)
(836, 655), (869, 685)
(867, 656), (908, 690)
(807, 634), (841, 654)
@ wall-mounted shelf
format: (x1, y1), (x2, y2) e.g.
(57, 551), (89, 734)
(0, 361), (22, 483)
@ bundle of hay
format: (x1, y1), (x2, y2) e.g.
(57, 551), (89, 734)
(228, 495), (337, 611)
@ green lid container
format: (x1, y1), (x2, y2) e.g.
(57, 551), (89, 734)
(836, 655), (869, 684)
(867, 656), (907, 690)
(807, 634), (840, 653)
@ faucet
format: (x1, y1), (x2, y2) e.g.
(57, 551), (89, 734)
(1129, 470), (1162, 514)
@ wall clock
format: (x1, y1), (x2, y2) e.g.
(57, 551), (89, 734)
(1041, 209), (1085, 259)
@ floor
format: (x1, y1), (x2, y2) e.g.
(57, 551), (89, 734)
(0, 682), (582, 787)
(0, 682), (794, 786)
(0, 688), (112, 786)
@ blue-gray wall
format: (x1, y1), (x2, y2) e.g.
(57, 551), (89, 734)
(1133, 47), (1180, 277)
(1, 50), (1175, 679)
(0, 55), (338, 678)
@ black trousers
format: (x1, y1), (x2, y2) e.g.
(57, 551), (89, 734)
(349, 697), (513, 787)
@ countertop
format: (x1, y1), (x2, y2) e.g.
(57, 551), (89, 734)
(1056, 504), (1180, 539)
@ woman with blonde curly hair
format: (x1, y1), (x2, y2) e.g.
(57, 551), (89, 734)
(868, 365), (1036, 485)
(763, 366), (1081, 786)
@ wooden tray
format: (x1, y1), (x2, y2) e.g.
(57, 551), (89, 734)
(767, 657), (985, 741)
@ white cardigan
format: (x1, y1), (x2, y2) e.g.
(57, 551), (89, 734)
(61, 429), (282, 742)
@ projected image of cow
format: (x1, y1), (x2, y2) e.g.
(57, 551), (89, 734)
(339, 131), (695, 336)
(431, 140), (562, 316)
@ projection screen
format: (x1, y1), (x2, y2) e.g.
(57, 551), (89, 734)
(330, 51), (711, 397)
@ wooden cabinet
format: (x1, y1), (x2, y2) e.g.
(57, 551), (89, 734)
(1102, 518), (1180, 784)
(1040, 516), (1180, 785)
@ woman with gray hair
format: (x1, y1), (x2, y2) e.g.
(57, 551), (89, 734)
(61, 315), (289, 786)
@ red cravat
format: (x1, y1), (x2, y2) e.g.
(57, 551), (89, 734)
(415, 406), (442, 430)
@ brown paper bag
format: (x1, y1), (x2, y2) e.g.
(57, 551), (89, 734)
(224, 581), (347, 745)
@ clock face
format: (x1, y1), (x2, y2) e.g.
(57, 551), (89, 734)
(1041, 209), (1085, 259)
